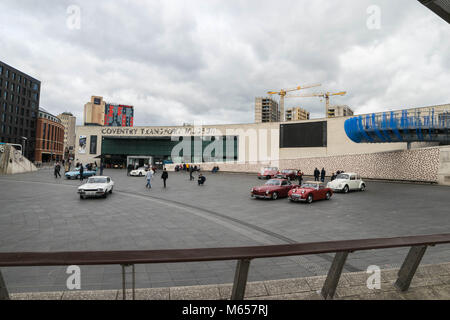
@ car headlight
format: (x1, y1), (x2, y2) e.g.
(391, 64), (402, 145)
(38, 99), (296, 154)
(266, 190), (270, 194)
(79, 189), (84, 192)
(98, 188), (104, 192)
(302, 191), (305, 194)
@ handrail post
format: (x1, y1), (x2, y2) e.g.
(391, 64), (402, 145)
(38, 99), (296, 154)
(395, 245), (428, 292)
(321, 251), (349, 300)
(0, 269), (10, 300)
(121, 264), (136, 300)
(231, 259), (251, 300)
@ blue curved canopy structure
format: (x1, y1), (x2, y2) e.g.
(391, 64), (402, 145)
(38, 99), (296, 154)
(345, 108), (450, 143)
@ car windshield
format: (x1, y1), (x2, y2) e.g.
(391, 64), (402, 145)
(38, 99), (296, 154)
(265, 179), (281, 186)
(87, 177), (107, 184)
(336, 174), (349, 180)
(302, 183), (319, 188)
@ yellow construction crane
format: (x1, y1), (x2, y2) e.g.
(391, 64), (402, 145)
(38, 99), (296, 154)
(286, 91), (347, 118)
(267, 83), (321, 121)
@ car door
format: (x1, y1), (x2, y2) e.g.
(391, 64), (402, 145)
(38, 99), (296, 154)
(280, 180), (288, 196)
(349, 174), (357, 190)
(106, 177), (112, 192)
(318, 185), (326, 199)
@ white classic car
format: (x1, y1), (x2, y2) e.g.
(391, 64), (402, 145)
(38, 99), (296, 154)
(327, 172), (366, 193)
(78, 176), (114, 199)
(130, 167), (147, 176)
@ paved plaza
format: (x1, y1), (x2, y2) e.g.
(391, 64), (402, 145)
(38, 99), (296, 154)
(0, 168), (449, 293)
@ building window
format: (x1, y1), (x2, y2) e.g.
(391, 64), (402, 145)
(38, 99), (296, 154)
(90, 135), (98, 154)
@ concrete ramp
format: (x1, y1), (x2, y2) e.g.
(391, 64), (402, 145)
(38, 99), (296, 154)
(0, 144), (37, 175)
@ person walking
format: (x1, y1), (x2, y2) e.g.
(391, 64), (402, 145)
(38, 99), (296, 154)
(189, 165), (194, 181)
(54, 162), (61, 178)
(79, 164), (84, 182)
(321, 168), (326, 182)
(161, 168), (168, 188)
(314, 168), (320, 181)
(99, 162), (104, 176)
(146, 169), (154, 189)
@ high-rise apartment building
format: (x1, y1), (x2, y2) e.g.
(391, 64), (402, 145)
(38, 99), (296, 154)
(84, 96), (106, 126)
(58, 112), (76, 159)
(84, 96), (134, 127)
(255, 97), (279, 123)
(327, 105), (354, 118)
(0, 61), (41, 161)
(285, 107), (310, 121)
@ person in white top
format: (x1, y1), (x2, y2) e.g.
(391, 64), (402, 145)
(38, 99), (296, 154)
(145, 169), (154, 189)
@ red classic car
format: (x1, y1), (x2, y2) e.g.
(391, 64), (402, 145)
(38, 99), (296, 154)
(251, 179), (298, 200)
(257, 167), (279, 179)
(276, 169), (298, 180)
(288, 181), (333, 204)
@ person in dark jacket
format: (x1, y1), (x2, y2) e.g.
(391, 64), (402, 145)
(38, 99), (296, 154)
(99, 162), (104, 176)
(54, 162), (61, 178)
(297, 170), (303, 185)
(189, 165), (194, 181)
(161, 168), (168, 188)
(198, 174), (206, 185)
(79, 164), (84, 182)
(320, 168), (326, 182)
(314, 168), (320, 181)
(331, 172), (337, 181)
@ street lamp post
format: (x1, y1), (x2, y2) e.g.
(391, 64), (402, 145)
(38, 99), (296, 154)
(21, 137), (27, 157)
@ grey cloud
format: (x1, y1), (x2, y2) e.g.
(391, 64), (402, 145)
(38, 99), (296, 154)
(0, 0), (448, 126)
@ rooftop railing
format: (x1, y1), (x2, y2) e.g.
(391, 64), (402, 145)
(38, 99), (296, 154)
(1, 233), (450, 300)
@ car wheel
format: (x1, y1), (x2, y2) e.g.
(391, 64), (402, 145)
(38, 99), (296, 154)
(109, 186), (113, 194)
(139, 172), (143, 176)
(266, 175), (271, 180)
(326, 192), (331, 200)
(306, 194), (313, 204)
(80, 195), (84, 200)
(272, 192), (278, 200)
(360, 184), (366, 191)
(76, 175), (80, 179)
(343, 185), (349, 193)
(103, 192), (108, 198)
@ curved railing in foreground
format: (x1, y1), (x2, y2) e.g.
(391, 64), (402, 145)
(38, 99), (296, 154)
(345, 108), (450, 143)
(1, 233), (450, 300)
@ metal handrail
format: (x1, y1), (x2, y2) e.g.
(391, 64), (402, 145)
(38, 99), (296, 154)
(1, 233), (450, 300)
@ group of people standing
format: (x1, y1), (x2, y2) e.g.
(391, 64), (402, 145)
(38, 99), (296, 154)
(313, 168), (327, 182)
(312, 168), (344, 183)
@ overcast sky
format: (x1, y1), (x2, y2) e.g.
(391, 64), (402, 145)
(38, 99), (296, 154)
(0, 0), (449, 126)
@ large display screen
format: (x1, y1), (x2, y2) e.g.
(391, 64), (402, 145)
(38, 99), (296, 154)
(104, 104), (134, 127)
(280, 121), (327, 148)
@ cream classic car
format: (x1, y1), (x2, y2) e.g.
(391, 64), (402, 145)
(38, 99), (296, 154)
(78, 176), (114, 199)
(327, 172), (366, 193)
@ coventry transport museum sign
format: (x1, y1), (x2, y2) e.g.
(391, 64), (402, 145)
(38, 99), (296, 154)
(100, 127), (218, 136)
